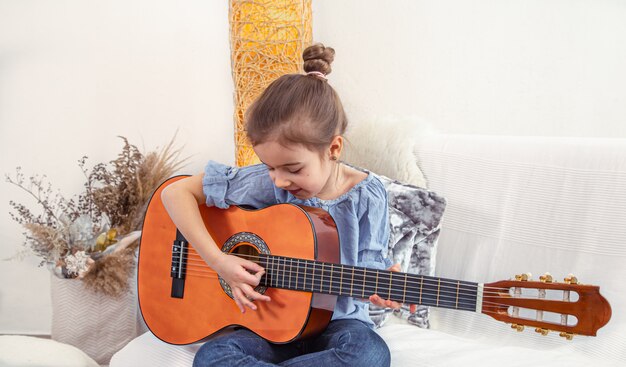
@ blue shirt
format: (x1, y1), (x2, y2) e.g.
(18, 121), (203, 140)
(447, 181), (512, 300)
(202, 161), (391, 327)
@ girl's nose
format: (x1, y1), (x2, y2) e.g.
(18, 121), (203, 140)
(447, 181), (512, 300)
(273, 172), (290, 188)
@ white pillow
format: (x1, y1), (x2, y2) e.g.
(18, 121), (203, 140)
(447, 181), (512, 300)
(0, 335), (98, 367)
(342, 116), (433, 188)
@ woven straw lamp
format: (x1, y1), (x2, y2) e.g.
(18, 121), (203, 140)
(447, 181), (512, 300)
(229, 0), (313, 167)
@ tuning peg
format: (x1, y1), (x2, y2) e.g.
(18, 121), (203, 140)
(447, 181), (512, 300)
(511, 323), (525, 332)
(539, 272), (553, 283)
(559, 332), (574, 340)
(535, 327), (550, 336)
(564, 274), (579, 284)
(515, 272), (532, 281)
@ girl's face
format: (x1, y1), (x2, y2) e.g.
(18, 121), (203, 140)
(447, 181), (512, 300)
(253, 140), (339, 200)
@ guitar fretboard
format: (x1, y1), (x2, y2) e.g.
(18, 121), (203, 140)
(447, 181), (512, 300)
(258, 254), (479, 312)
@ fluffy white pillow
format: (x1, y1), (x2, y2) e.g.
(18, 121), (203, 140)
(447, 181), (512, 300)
(342, 116), (433, 188)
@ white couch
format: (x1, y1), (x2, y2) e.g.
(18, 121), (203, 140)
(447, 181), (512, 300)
(111, 133), (626, 367)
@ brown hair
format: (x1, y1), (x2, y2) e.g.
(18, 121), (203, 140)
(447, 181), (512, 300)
(245, 43), (348, 153)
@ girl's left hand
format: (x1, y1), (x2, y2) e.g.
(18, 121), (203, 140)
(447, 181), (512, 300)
(368, 263), (416, 312)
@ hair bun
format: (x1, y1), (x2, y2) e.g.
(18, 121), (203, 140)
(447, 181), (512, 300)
(303, 43), (335, 76)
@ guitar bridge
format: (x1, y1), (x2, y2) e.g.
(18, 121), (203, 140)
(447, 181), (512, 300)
(170, 230), (188, 299)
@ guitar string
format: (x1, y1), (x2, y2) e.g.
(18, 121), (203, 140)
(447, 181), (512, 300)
(178, 255), (508, 298)
(174, 247), (575, 302)
(179, 252), (553, 297)
(177, 253), (562, 308)
(180, 272), (492, 302)
(177, 251), (526, 295)
(180, 267), (552, 307)
(179, 261), (499, 302)
(168, 272), (575, 330)
(165, 245), (577, 327)
(165, 264), (573, 329)
(176, 259), (580, 325)
(179, 269), (573, 317)
(181, 268), (482, 304)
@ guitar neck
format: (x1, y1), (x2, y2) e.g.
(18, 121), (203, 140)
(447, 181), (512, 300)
(258, 254), (482, 313)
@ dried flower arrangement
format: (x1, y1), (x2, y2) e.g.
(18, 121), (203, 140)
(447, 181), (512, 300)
(6, 136), (186, 297)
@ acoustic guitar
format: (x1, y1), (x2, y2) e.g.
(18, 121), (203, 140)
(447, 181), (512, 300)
(138, 176), (611, 345)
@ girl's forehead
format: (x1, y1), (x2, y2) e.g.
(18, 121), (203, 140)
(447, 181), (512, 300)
(254, 141), (319, 166)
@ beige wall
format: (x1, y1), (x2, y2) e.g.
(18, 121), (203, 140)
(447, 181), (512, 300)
(1, 0), (625, 334)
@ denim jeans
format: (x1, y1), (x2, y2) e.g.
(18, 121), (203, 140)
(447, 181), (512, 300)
(192, 319), (391, 367)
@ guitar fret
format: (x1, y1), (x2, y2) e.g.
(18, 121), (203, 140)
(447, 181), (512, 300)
(260, 255), (267, 286)
(288, 258), (292, 289)
(295, 259), (299, 290)
(340, 265), (344, 295)
(264, 256), (268, 286)
(289, 258), (300, 289)
(274, 256), (279, 288)
(268, 256), (273, 287)
(362, 268), (367, 298)
(276, 256), (281, 288)
(303, 260), (307, 291)
(281, 257), (286, 288)
(456, 280), (460, 309)
(374, 270), (378, 294)
(319, 263), (324, 293)
(271, 256), (275, 288)
(403, 273), (407, 303)
(274, 256), (277, 288)
(274, 257), (280, 288)
(436, 278), (441, 306)
(329, 264), (334, 294)
(266, 256), (270, 287)
(285, 257), (290, 289)
(284, 257), (288, 288)
(311, 261), (315, 292)
(419, 276), (423, 305)
(351, 267), (354, 296)
(388, 272), (393, 301)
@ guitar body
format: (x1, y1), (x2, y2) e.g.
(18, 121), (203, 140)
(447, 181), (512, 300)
(138, 176), (340, 345)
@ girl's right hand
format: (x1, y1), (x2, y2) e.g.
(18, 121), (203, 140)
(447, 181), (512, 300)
(212, 252), (271, 313)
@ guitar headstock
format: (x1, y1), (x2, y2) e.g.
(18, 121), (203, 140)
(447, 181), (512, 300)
(482, 273), (611, 339)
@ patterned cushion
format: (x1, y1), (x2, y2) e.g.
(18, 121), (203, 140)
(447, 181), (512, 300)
(369, 174), (446, 328)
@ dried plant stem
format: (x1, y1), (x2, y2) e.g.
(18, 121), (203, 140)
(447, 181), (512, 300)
(6, 175), (61, 224)
(6, 134), (187, 297)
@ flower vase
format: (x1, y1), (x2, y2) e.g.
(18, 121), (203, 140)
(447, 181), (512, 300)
(50, 272), (140, 364)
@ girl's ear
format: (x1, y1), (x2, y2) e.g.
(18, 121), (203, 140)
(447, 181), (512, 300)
(328, 135), (344, 160)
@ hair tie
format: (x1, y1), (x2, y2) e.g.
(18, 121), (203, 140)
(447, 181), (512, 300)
(306, 71), (328, 81)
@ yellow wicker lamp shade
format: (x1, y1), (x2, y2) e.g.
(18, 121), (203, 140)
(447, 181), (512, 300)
(229, 0), (312, 167)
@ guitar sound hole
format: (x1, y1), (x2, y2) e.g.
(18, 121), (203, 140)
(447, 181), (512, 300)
(219, 233), (270, 300)
(231, 243), (261, 268)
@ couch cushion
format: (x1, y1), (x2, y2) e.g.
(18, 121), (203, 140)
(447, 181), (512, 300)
(0, 335), (99, 367)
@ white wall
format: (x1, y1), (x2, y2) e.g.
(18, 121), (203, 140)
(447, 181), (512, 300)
(313, 0), (626, 137)
(1, 0), (625, 334)
(0, 0), (234, 334)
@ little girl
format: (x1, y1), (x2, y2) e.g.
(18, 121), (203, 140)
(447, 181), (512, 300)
(162, 43), (400, 367)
